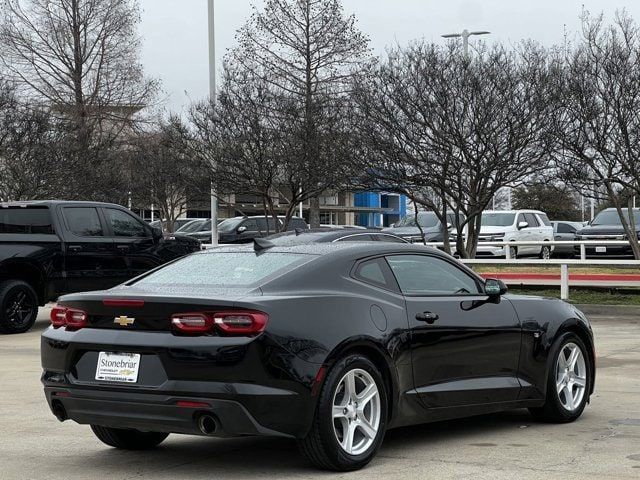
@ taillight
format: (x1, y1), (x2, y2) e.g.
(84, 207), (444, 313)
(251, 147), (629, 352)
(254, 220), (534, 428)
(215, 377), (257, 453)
(50, 306), (88, 330)
(171, 313), (215, 334)
(50, 307), (67, 328)
(170, 311), (268, 336)
(214, 311), (268, 335)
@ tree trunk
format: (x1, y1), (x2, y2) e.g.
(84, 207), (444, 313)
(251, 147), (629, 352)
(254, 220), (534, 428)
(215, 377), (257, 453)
(309, 196), (321, 228)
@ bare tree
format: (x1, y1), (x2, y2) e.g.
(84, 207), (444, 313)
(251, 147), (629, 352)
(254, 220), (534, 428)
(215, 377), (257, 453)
(353, 41), (556, 257)
(229, 0), (371, 226)
(130, 117), (209, 233)
(556, 11), (640, 258)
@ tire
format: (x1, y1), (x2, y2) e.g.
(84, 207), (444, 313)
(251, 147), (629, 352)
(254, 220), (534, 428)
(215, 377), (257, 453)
(539, 244), (551, 259)
(298, 354), (388, 471)
(90, 425), (169, 450)
(529, 333), (591, 423)
(0, 280), (39, 334)
(508, 245), (517, 259)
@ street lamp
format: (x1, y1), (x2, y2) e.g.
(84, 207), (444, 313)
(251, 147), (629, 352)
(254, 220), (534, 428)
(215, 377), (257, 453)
(207, 0), (219, 246)
(441, 29), (491, 57)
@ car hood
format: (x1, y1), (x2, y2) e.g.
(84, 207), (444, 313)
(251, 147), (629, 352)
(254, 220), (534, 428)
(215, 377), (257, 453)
(479, 226), (511, 235)
(577, 225), (631, 235)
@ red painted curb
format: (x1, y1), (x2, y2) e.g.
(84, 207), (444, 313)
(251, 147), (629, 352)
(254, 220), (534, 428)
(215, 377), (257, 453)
(480, 273), (640, 281)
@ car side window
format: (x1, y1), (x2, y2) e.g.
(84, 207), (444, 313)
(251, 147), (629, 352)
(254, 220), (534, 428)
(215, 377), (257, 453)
(525, 213), (540, 227)
(63, 207), (104, 237)
(375, 234), (406, 243)
(537, 213), (552, 226)
(353, 258), (396, 290)
(104, 209), (147, 238)
(557, 223), (576, 234)
(386, 255), (481, 296)
(242, 219), (259, 231)
(516, 213), (526, 226)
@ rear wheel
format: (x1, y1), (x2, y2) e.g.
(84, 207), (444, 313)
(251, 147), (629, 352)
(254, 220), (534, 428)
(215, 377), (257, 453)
(529, 333), (591, 423)
(0, 280), (39, 334)
(539, 244), (551, 259)
(90, 425), (169, 450)
(298, 354), (387, 471)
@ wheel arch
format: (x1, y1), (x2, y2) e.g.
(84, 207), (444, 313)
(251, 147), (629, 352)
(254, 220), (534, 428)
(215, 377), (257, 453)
(323, 339), (399, 425)
(553, 320), (596, 396)
(0, 259), (46, 305)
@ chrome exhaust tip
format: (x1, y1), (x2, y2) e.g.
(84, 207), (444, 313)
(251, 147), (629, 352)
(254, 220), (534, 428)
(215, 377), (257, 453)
(197, 414), (218, 435)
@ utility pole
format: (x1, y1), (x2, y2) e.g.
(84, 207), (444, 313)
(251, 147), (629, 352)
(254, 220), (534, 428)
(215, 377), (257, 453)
(441, 29), (491, 57)
(208, 0), (219, 246)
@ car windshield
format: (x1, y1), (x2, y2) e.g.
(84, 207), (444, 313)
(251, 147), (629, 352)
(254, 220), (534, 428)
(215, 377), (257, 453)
(482, 213), (516, 227)
(395, 212), (439, 228)
(592, 210), (640, 226)
(218, 218), (244, 233)
(134, 252), (312, 287)
(176, 220), (205, 233)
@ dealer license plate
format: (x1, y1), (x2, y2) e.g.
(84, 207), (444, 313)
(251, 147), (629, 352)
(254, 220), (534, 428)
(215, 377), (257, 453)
(95, 352), (141, 383)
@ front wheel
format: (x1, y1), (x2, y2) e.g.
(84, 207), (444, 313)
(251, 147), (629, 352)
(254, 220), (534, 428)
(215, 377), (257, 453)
(529, 333), (591, 423)
(0, 280), (39, 334)
(298, 355), (388, 471)
(91, 425), (169, 450)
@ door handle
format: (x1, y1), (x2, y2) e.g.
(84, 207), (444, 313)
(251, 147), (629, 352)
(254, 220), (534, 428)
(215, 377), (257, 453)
(68, 245), (82, 252)
(116, 245), (130, 251)
(415, 312), (439, 324)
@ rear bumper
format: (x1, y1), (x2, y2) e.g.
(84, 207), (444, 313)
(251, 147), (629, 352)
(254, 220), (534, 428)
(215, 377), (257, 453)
(43, 386), (292, 438)
(41, 326), (319, 438)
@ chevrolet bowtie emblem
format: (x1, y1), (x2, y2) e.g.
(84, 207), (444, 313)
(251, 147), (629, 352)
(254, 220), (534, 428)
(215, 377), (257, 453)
(114, 315), (135, 327)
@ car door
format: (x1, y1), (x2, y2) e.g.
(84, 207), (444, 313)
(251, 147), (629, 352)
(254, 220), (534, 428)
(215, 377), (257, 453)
(524, 213), (542, 255)
(102, 207), (159, 279)
(60, 206), (122, 293)
(385, 254), (522, 407)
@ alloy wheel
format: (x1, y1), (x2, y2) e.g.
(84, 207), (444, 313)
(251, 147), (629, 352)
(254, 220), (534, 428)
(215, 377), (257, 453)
(4, 288), (34, 328)
(555, 342), (587, 412)
(332, 368), (381, 455)
(541, 246), (551, 259)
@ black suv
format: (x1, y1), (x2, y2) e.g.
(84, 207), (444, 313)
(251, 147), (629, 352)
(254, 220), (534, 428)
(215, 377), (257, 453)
(186, 215), (309, 244)
(0, 201), (201, 333)
(576, 207), (640, 257)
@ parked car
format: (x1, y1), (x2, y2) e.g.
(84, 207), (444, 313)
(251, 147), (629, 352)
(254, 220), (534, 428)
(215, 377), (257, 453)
(551, 221), (584, 257)
(148, 218), (200, 233)
(187, 215), (308, 244)
(383, 212), (464, 242)
(42, 243), (595, 471)
(477, 210), (554, 259)
(575, 208), (640, 257)
(0, 201), (201, 333)
(266, 228), (408, 245)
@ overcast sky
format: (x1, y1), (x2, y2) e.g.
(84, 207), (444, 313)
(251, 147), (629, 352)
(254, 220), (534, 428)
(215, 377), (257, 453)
(138, 0), (640, 114)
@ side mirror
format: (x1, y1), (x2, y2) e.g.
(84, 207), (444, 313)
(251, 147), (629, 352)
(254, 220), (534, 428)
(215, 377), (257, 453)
(237, 226), (247, 233)
(517, 221), (529, 230)
(446, 222), (452, 229)
(151, 226), (163, 239)
(485, 278), (508, 297)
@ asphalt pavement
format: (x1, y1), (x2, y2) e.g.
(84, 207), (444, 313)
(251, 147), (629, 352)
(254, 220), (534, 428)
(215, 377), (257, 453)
(1, 308), (639, 479)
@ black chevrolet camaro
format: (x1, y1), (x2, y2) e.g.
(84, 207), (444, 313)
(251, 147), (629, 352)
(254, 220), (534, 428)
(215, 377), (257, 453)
(41, 243), (595, 471)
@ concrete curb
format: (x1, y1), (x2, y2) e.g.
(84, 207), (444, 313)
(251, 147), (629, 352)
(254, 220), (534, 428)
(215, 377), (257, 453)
(573, 304), (640, 317)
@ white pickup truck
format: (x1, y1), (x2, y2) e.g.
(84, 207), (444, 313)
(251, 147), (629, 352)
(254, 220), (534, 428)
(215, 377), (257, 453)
(476, 210), (554, 259)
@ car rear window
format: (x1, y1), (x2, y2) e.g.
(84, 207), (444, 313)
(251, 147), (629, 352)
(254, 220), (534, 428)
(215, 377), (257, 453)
(0, 207), (55, 234)
(134, 251), (312, 287)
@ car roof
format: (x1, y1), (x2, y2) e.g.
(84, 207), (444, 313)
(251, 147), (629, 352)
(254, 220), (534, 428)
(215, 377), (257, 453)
(0, 200), (121, 207)
(265, 228), (397, 244)
(204, 241), (442, 259)
(482, 209), (545, 214)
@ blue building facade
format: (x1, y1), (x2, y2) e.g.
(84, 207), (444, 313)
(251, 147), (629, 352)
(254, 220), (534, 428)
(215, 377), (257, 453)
(354, 192), (407, 228)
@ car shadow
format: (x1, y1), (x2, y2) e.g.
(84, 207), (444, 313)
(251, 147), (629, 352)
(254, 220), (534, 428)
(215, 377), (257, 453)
(78, 410), (536, 477)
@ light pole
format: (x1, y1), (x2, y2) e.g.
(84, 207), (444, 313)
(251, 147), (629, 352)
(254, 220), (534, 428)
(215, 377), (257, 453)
(441, 29), (491, 57)
(208, 0), (219, 246)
